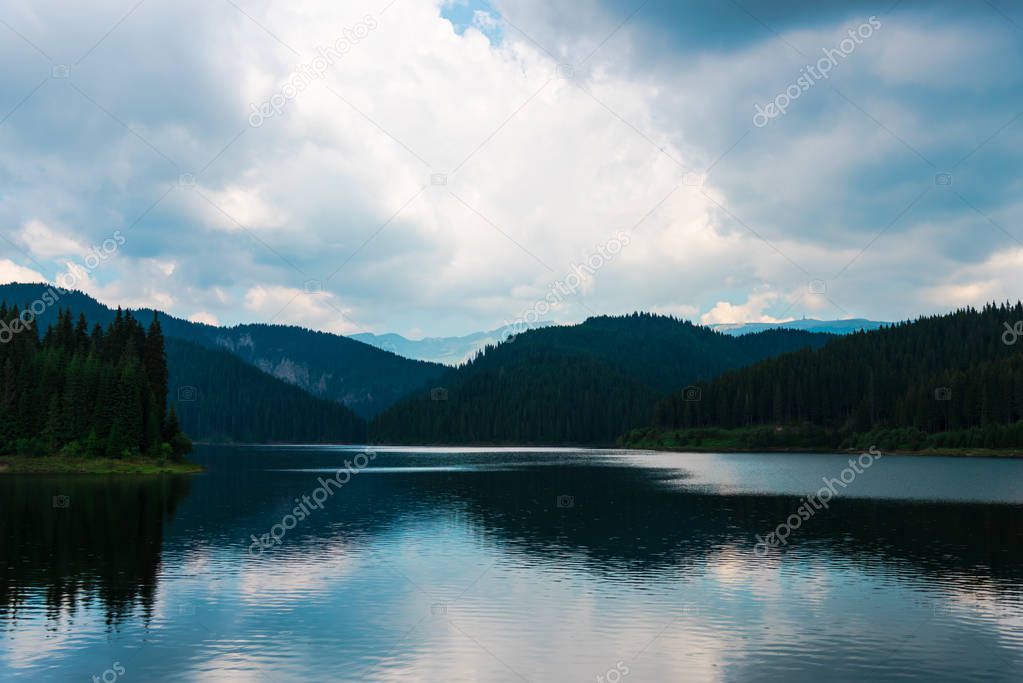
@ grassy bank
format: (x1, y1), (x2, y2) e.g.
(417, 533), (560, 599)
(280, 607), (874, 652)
(0, 455), (203, 474)
(620, 426), (1023, 457)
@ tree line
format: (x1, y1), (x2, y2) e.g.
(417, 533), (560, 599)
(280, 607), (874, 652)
(0, 303), (191, 458)
(650, 302), (1023, 449)
(370, 314), (831, 445)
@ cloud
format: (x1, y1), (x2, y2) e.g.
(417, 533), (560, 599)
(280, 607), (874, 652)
(242, 285), (354, 334)
(0, 259), (46, 285)
(921, 247), (1023, 308)
(0, 0), (1019, 335)
(701, 289), (783, 325)
(188, 311), (220, 326)
(18, 219), (84, 259)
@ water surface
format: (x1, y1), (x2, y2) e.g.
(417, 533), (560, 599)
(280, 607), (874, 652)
(1, 446), (1021, 681)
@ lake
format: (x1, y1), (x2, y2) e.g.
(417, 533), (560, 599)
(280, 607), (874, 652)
(2, 446), (1022, 682)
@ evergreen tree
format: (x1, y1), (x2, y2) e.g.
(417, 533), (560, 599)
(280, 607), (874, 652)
(0, 301), (192, 459)
(144, 312), (169, 430)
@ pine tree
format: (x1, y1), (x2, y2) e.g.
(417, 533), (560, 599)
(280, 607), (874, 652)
(0, 301), (192, 459)
(144, 313), (169, 427)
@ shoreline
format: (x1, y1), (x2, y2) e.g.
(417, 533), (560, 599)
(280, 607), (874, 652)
(619, 442), (1023, 458)
(0, 455), (204, 475)
(199, 441), (1023, 458)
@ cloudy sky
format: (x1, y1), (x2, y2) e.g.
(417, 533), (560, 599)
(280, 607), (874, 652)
(1, 0), (1021, 337)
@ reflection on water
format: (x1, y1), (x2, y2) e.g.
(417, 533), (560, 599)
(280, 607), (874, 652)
(0, 476), (192, 626)
(1, 447), (1022, 682)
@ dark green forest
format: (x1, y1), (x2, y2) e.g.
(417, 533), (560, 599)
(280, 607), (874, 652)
(370, 314), (832, 445)
(638, 303), (1023, 450)
(200, 323), (444, 419)
(0, 304), (191, 459)
(167, 337), (367, 443)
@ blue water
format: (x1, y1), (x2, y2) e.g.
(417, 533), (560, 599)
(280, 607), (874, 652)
(1, 446), (1022, 681)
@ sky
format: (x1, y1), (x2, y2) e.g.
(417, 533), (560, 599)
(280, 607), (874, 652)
(0, 0), (1021, 338)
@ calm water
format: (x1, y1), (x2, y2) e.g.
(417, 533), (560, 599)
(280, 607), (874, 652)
(2, 446), (1022, 682)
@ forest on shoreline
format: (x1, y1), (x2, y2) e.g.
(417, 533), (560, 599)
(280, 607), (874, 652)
(0, 303), (194, 471)
(3, 289), (1022, 458)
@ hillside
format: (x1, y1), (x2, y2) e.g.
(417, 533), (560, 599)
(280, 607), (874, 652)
(166, 338), (366, 443)
(351, 322), (551, 365)
(635, 303), (1023, 451)
(0, 284), (445, 418)
(369, 313), (831, 445)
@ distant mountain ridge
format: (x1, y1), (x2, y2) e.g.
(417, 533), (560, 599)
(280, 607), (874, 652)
(356, 318), (884, 364)
(710, 318), (885, 336)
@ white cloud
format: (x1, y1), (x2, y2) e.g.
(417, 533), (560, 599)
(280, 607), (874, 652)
(19, 219), (84, 259)
(921, 247), (1023, 308)
(0, 259), (46, 285)
(188, 311), (220, 326)
(701, 289), (784, 325)
(0, 0), (1019, 334)
(187, 184), (290, 234)
(243, 285), (353, 334)
(52, 258), (177, 312)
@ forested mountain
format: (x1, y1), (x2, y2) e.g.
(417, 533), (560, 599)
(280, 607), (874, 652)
(0, 304), (191, 458)
(166, 337), (366, 443)
(0, 283), (445, 418)
(370, 314), (831, 445)
(643, 303), (1023, 450)
(352, 319), (881, 365)
(201, 324), (443, 418)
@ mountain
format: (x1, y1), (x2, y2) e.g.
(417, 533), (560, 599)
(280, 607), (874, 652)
(187, 324), (444, 418)
(351, 322), (550, 365)
(710, 318), (885, 336)
(0, 283), (445, 418)
(166, 337), (366, 443)
(640, 303), (1023, 451)
(370, 313), (832, 445)
(353, 318), (883, 365)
